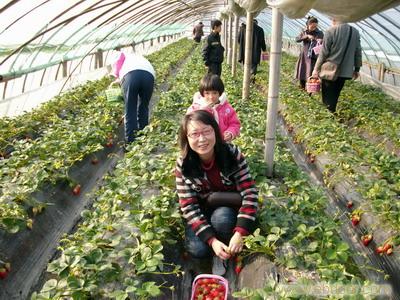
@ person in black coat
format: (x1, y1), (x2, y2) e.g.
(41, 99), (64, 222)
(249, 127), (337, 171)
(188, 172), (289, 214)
(238, 20), (267, 77)
(203, 19), (225, 76)
(251, 20), (267, 76)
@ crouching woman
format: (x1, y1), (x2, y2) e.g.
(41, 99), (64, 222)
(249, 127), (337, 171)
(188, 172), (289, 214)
(175, 110), (258, 274)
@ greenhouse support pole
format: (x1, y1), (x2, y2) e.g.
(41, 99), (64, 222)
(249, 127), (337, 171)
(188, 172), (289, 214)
(265, 7), (283, 177)
(227, 14), (233, 65)
(223, 19), (228, 58)
(232, 14), (239, 77)
(242, 11), (254, 100)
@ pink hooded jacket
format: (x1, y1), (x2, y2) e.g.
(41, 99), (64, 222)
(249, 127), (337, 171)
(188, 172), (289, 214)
(187, 92), (241, 139)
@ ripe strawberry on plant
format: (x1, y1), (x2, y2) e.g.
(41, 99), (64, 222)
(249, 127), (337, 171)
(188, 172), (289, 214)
(346, 201), (353, 209)
(235, 265), (243, 274)
(351, 214), (360, 226)
(72, 184), (81, 196)
(376, 246), (385, 254)
(91, 157), (99, 165)
(382, 243), (393, 255)
(361, 234), (373, 246)
(0, 268), (8, 279)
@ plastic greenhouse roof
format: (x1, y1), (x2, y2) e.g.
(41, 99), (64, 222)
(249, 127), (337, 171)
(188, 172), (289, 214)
(0, 0), (400, 78)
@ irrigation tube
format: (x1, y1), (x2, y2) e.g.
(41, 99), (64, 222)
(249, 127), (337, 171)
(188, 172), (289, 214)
(265, 7), (283, 177)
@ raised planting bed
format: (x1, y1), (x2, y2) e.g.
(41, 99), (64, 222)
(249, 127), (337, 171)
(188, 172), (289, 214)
(0, 39), (196, 299)
(258, 53), (400, 298)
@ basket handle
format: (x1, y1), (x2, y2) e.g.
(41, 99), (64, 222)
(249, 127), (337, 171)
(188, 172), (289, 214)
(109, 81), (120, 88)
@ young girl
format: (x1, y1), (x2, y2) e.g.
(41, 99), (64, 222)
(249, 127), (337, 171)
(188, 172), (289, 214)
(187, 74), (240, 142)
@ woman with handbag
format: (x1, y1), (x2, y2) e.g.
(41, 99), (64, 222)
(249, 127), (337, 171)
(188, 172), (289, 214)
(312, 18), (362, 113)
(175, 110), (258, 276)
(294, 16), (324, 90)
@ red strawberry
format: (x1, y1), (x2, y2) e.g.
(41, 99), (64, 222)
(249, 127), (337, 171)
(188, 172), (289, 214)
(0, 268), (8, 279)
(91, 158), (99, 165)
(361, 234), (373, 246)
(346, 201), (353, 209)
(383, 243), (392, 252)
(351, 215), (360, 226)
(72, 184), (81, 196)
(386, 247), (394, 255)
(235, 265), (242, 274)
(376, 246), (385, 254)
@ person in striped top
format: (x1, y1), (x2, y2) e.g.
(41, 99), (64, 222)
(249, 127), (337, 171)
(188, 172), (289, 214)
(175, 110), (258, 274)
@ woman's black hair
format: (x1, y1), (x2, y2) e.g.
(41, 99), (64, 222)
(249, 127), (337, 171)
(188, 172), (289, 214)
(178, 110), (237, 178)
(307, 16), (318, 25)
(199, 74), (225, 97)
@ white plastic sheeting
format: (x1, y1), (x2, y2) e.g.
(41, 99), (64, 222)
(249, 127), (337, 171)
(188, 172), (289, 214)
(234, 0), (268, 13)
(228, 0), (246, 16)
(267, 0), (400, 22)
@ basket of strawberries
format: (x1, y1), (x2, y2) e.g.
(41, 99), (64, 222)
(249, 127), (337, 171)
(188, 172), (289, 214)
(190, 274), (228, 300)
(306, 77), (321, 93)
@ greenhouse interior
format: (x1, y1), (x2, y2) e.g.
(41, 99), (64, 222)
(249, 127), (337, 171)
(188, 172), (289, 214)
(1, 0), (400, 299)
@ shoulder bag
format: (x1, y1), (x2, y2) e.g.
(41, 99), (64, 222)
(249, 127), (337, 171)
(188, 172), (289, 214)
(319, 27), (352, 81)
(206, 191), (242, 208)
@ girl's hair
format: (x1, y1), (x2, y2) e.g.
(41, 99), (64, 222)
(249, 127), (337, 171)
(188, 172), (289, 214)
(199, 74), (225, 97)
(178, 110), (236, 177)
(307, 16), (318, 25)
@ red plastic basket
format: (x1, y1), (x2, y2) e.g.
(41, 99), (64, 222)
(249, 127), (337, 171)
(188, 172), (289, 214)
(261, 52), (269, 61)
(306, 78), (321, 93)
(190, 274), (229, 300)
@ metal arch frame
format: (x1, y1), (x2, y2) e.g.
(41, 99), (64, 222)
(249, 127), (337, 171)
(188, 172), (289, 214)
(1, 0), (223, 75)
(1, 1), (400, 84)
(58, 3), (205, 93)
(23, 1), (108, 75)
(0, 0), (51, 35)
(1, 0), (96, 68)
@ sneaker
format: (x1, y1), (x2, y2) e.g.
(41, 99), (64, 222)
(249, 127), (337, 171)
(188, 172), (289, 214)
(212, 256), (227, 276)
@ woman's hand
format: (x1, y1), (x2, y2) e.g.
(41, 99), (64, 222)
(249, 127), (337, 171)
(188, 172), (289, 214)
(223, 132), (233, 142)
(228, 231), (243, 255)
(211, 239), (231, 260)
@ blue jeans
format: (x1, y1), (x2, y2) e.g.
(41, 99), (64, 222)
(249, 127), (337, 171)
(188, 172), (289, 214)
(121, 70), (154, 142)
(185, 207), (237, 258)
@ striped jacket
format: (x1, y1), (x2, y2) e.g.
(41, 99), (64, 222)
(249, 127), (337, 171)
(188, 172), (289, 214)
(175, 144), (258, 243)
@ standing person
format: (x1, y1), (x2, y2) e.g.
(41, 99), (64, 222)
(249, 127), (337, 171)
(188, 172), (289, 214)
(187, 74), (241, 142)
(202, 19), (225, 76)
(250, 19), (267, 77)
(312, 18), (362, 113)
(111, 50), (155, 143)
(295, 17), (324, 90)
(238, 23), (246, 64)
(193, 22), (204, 43)
(237, 20), (267, 78)
(175, 110), (258, 275)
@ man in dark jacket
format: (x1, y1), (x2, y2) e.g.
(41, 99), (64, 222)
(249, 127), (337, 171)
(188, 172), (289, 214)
(251, 19), (267, 76)
(202, 19), (225, 76)
(238, 20), (267, 77)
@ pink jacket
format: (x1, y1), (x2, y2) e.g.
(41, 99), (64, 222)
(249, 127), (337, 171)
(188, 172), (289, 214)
(187, 92), (241, 139)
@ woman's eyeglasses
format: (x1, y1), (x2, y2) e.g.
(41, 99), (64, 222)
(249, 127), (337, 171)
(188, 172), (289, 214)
(187, 128), (214, 139)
